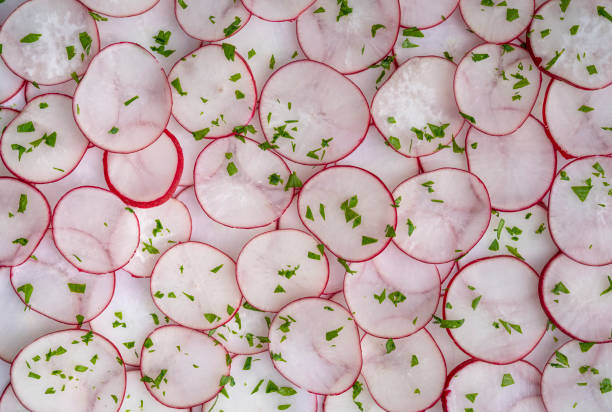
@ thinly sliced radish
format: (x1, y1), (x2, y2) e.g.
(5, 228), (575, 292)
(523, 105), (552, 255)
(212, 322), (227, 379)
(122, 370), (188, 412)
(361, 330), (446, 411)
(166, 117), (209, 187)
(399, 0), (458, 29)
(528, 0), (612, 90)
(426, 302), (470, 372)
(371, 56), (464, 158)
(175, 0), (249, 41)
(240, 0), (315, 22)
(0, 107), (19, 134)
(140, 325), (229, 408)
(454, 43), (541, 136)
(437, 261), (457, 283)
(548, 156), (612, 265)
(524, 321), (572, 371)
(1, 94), (89, 183)
(418, 125), (469, 172)
(531, 70), (552, 123)
(259, 60), (369, 165)
(323, 376), (385, 412)
(298, 166), (396, 262)
(73, 43), (172, 154)
(52, 186), (140, 274)
(459, 0), (534, 44)
(268, 298), (362, 395)
(0, 59), (24, 104)
(25, 80), (76, 101)
(0, 385), (28, 412)
(79, 0), (159, 18)
(346, 54), (395, 105)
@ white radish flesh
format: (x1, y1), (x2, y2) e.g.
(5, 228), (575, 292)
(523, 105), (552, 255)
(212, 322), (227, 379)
(0, 59), (24, 104)
(323, 377), (385, 412)
(121, 370), (188, 412)
(459, 0), (534, 44)
(0, 385), (28, 412)
(240, 0), (315, 22)
(399, 0), (458, 29)
(175, 0), (250, 41)
(79, 0), (159, 18)
(25, 80), (76, 101)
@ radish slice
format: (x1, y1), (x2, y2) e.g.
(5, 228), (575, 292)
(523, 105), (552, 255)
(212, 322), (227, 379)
(2, 84), (25, 111)
(0, 109), (19, 178)
(361, 330), (446, 411)
(73, 42), (172, 154)
(323, 376), (385, 412)
(25, 80), (76, 101)
(0, 0), (27, 24)
(454, 43), (541, 136)
(296, 0), (400, 74)
(0, 0), (99, 85)
(548, 156), (612, 265)
(426, 302), (470, 373)
(240, 0), (315, 22)
(151, 242), (241, 330)
(0, 177), (50, 267)
(167, 117), (209, 187)
(298, 166), (396, 262)
(122, 370), (188, 412)
(1, 94), (89, 183)
(175, 0), (249, 41)
(459, 0), (534, 44)
(345, 54), (395, 105)
(52, 186), (140, 274)
(0, 59), (24, 104)
(78, 0), (159, 18)
(0, 360), (9, 391)
(528, 0), (612, 90)
(345, 242), (440, 338)
(399, 0), (459, 29)
(418, 125), (469, 172)
(140, 325), (229, 408)
(0, 385), (28, 412)
(444, 256), (547, 364)
(259, 60), (369, 165)
(371, 56), (464, 158)
(437, 261), (457, 283)
(524, 321), (572, 371)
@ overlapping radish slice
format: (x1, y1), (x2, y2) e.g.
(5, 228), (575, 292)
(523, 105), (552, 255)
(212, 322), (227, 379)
(459, 0), (534, 44)
(0, 385), (28, 412)
(166, 117), (209, 187)
(0, 360), (11, 395)
(454, 43), (541, 136)
(259, 60), (369, 165)
(418, 126), (469, 172)
(175, 0), (249, 41)
(0, 108), (19, 138)
(345, 54), (395, 105)
(25, 80), (76, 101)
(323, 376), (385, 412)
(528, 0), (612, 90)
(240, 0), (315, 22)
(52, 186), (140, 274)
(524, 321), (572, 371)
(426, 302), (470, 372)
(73, 42), (172, 154)
(140, 325), (229, 408)
(122, 370), (188, 412)
(79, 0), (159, 18)
(399, 0), (458, 29)
(0, 59), (24, 104)
(0, 0), (27, 24)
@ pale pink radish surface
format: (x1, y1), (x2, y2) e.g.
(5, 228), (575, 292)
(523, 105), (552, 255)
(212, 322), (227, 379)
(25, 80), (76, 101)
(346, 54), (395, 105)
(0, 0), (26, 24)
(399, 0), (458, 29)
(121, 370), (188, 412)
(167, 117), (209, 187)
(1, 84), (25, 111)
(323, 376), (385, 412)
(426, 301), (470, 372)
(241, 0), (315, 22)
(175, 0), (249, 42)
(418, 125), (469, 172)
(524, 321), (571, 371)
(0, 360), (9, 396)
(459, 0), (534, 44)
(79, 0), (159, 18)
(437, 261), (457, 283)
(0, 108), (19, 142)
(0, 385), (28, 412)
(0, 59), (24, 104)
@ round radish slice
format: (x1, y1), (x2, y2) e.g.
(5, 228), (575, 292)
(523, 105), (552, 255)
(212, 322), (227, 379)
(454, 43), (541, 136)
(361, 330), (446, 411)
(298, 166), (396, 262)
(345, 54), (395, 105)
(240, 0), (315, 21)
(444, 256), (547, 364)
(528, 0), (612, 90)
(1, 94), (89, 183)
(0, 59), (24, 104)
(296, 0), (400, 74)
(418, 126), (469, 172)
(122, 370), (188, 412)
(52, 186), (140, 274)
(25, 80), (77, 101)
(151, 242), (241, 330)
(259, 60), (369, 165)
(0, 385), (28, 412)
(323, 376), (385, 412)
(175, 0), (249, 41)
(548, 156), (612, 265)
(140, 325), (229, 408)
(79, 0), (158, 17)
(371, 56), (464, 158)
(392, 168), (490, 264)
(459, 0), (534, 44)
(73, 43), (172, 154)
(399, 0), (458, 29)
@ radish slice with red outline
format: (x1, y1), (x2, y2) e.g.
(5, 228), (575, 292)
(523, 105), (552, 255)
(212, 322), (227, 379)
(361, 330), (446, 412)
(25, 80), (76, 101)
(298, 166), (396, 262)
(323, 376), (385, 412)
(296, 0), (400, 74)
(79, 0), (159, 18)
(0, 59), (24, 104)
(167, 117), (209, 187)
(240, 0), (315, 22)
(269, 297), (362, 395)
(399, 0), (459, 29)
(52, 186), (140, 274)
(0, 385), (28, 412)
(418, 126), (469, 172)
(140, 325), (229, 409)
(444, 256), (548, 364)
(345, 54), (395, 105)
(371, 56), (464, 158)
(73, 42), (172, 154)
(454, 43), (541, 136)
(459, 0), (534, 44)
(121, 370), (188, 412)
(258, 60), (370, 165)
(175, 0), (250, 42)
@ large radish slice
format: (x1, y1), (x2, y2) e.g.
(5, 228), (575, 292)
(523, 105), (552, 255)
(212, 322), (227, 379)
(0, 59), (24, 104)
(459, 0), (534, 44)
(371, 56), (464, 158)
(444, 256), (548, 364)
(259, 60), (369, 165)
(268, 298), (362, 395)
(52, 186), (140, 274)
(73, 43), (172, 154)
(298, 166), (396, 262)
(240, 0), (315, 22)
(175, 0), (250, 41)
(454, 43), (541, 136)
(0, 385), (28, 412)
(79, 0), (159, 17)
(399, 0), (458, 29)
(323, 376), (385, 412)
(122, 370), (188, 412)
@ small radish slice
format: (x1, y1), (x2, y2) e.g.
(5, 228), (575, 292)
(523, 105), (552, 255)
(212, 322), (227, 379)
(140, 325), (229, 408)
(345, 242), (440, 338)
(25, 80), (76, 101)
(399, 0), (459, 29)
(1, 94), (89, 183)
(52, 186), (140, 274)
(528, 0), (612, 90)
(371, 56), (464, 158)
(345, 54), (395, 105)
(151, 242), (241, 330)
(73, 43), (172, 154)
(167, 117), (209, 187)
(79, 0), (159, 17)
(269, 298), (362, 395)
(548, 156), (612, 265)
(418, 126), (469, 172)
(296, 0), (400, 74)
(259, 60), (369, 165)
(122, 370), (188, 412)
(0, 59), (24, 104)
(175, 0), (250, 41)
(444, 256), (548, 364)
(298, 166), (396, 262)
(361, 330), (446, 411)
(240, 0), (315, 22)
(454, 43), (541, 136)
(459, 0), (534, 44)
(0, 385), (28, 412)
(323, 376), (385, 412)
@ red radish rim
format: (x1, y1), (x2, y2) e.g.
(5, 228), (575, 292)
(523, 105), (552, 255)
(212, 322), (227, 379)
(401, 0), (460, 30)
(0, 106), (19, 118)
(240, 0), (316, 23)
(0, 77), (25, 105)
(77, 0), (160, 18)
(174, 3), (252, 43)
(439, 261), (457, 282)
(0, 384), (12, 405)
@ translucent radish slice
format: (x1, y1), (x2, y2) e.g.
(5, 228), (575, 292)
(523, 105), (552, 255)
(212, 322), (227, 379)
(454, 43), (541, 136)
(140, 325), (229, 408)
(0, 177), (50, 267)
(240, 0), (315, 22)
(166, 117), (209, 187)
(524, 322), (571, 371)
(1, 94), (88, 183)
(361, 330), (446, 411)
(269, 298), (362, 395)
(259, 60), (369, 165)
(0, 59), (24, 104)
(121, 370), (188, 412)
(79, 0), (159, 17)
(426, 302), (470, 372)
(73, 43), (172, 154)
(25, 80), (76, 101)
(298, 166), (396, 262)
(371, 56), (464, 158)
(52, 186), (140, 274)
(194, 137), (293, 229)
(323, 377), (385, 412)
(345, 54), (395, 105)
(0, 385), (28, 412)
(528, 0), (612, 90)
(418, 125), (469, 172)
(399, 0), (459, 29)
(175, 0), (249, 41)
(548, 156), (612, 265)
(459, 0), (534, 44)
(0, 0), (99, 85)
